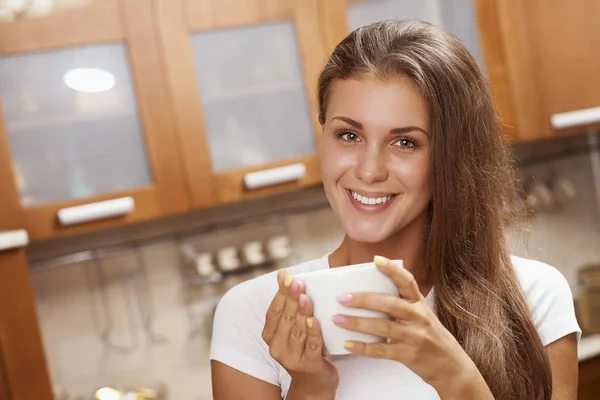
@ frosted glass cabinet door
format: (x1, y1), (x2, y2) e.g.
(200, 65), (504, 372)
(0, 43), (151, 208)
(189, 21), (316, 173)
(346, 0), (483, 66)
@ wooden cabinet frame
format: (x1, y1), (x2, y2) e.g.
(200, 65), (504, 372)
(154, 0), (326, 207)
(0, 1), (189, 241)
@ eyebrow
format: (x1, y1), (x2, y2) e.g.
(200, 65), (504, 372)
(332, 116), (428, 136)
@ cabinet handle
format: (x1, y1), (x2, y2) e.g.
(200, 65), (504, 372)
(57, 197), (135, 226)
(551, 106), (600, 130)
(0, 230), (29, 252)
(244, 163), (307, 190)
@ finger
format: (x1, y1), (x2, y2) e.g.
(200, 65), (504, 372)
(298, 288), (314, 318)
(332, 315), (401, 339)
(302, 317), (325, 362)
(262, 270), (291, 343)
(343, 341), (393, 360)
(374, 256), (422, 302)
(336, 292), (414, 320)
(275, 277), (302, 343)
(288, 310), (308, 363)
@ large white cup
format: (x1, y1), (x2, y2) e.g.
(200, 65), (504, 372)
(294, 260), (401, 355)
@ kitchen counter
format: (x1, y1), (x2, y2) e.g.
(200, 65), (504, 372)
(579, 334), (600, 362)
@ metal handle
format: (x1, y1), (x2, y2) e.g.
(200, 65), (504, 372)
(244, 163), (306, 190)
(58, 197), (135, 226)
(0, 229), (29, 252)
(551, 106), (600, 130)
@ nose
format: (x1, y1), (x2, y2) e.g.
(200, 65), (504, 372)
(355, 144), (389, 184)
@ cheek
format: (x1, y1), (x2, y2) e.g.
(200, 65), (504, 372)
(390, 155), (431, 194)
(321, 140), (356, 181)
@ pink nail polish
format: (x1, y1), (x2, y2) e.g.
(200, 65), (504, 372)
(337, 293), (353, 304)
(291, 279), (299, 292)
(332, 314), (348, 325)
(299, 294), (307, 307)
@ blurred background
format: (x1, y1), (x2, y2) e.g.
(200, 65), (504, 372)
(1, 0), (600, 399)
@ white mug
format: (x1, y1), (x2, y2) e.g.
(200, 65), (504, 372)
(294, 260), (400, 355)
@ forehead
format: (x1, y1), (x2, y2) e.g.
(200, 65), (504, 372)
(326, 76), (429, 129)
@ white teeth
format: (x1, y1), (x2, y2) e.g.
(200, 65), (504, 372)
(350, 191), (394, 205)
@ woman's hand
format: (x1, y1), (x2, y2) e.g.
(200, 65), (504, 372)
(333, 256), (492, 399)
(262, 269), (339, 397)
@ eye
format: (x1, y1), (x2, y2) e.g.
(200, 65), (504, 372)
(336, 131), (361, 143)
(393, 137), (418, 149)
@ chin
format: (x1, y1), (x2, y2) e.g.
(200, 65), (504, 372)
(342, 221), (396, 244)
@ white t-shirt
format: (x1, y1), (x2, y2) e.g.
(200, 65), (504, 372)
(210, 254), (580, 399)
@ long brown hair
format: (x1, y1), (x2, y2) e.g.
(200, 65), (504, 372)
(318, 20), (551, 399)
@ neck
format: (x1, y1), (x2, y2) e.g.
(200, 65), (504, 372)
(329, 211), (431, 294)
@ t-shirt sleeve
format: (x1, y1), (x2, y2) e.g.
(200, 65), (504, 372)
(525, 262), (581, 346)
(210, 280), (281, 386)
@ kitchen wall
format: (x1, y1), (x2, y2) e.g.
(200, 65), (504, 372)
(29, 132), (600, 399)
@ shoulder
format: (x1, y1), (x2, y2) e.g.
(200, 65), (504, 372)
(510, 255), (570, 289)
(510, 255), (572, 298)
(510, 255), (580, 345)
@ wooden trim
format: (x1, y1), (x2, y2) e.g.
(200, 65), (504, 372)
(185, 0), (293, 31)
(475, 0), (517, 142)
(0, 249), (53, 400)
(0, 0), (123, 54)
(295, 0), (329, 149)
(154, 0), (218, 209)
(121, 1), (190, 216)
(579, 354), (600, 400)
(0, 100), (24, 232)
(494, 0), (543, 141)
(24, 187), (160, 241)
(319, 0), (350, 54)
(216, 153), (322, 203)
(0, 334), (12, 400)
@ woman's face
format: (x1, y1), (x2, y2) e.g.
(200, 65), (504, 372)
(321, 76), (432, 244)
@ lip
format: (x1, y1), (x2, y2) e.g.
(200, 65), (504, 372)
(346, 189), (399, 214)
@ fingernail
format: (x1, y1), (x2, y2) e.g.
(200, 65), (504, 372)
(284, 275), (293, 287)
(306, 317), (314, 328)
(299, 294), (307, 307)
(291, 279), (299, 292)
(337, 293), (353, 304)
(374, 255), (389, 266)
(332, 314), (348, 325)
(343, 341), (354, 349)
(277, 268), (287, 283)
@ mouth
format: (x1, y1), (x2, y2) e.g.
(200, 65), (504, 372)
(346, 189), (399, 213)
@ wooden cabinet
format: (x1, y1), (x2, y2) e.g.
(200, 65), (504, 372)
(579, 355), (600, 400)
(0, 128), (52, 399)
(2, 0), (598, 243)
(0, 1), (189, 242)
(321, 0), (600, 142)
(478, 0), (600, 142)
(0, 249), (52, 400)
(155, 0), (326, 207)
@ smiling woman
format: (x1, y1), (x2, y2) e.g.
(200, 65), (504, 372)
(210, 20), (580, 400)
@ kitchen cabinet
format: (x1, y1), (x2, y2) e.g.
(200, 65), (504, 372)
(0, 1), (189, 242)
(321, 0), (600, 142)
(477, 0), (600, 141)
(154, 0), (326, 206)
(579, 354), (600, 400)
(0, 133), (52, 398)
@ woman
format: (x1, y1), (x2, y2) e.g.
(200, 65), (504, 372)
(210, 20), (580, 400)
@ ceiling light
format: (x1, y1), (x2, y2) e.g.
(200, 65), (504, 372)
(63, 68), (116, 93)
